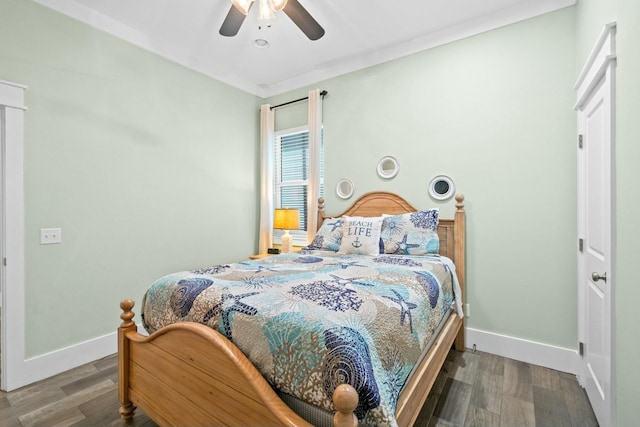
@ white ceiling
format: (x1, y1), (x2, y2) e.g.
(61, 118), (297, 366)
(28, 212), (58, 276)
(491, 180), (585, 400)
(34, 0), (574, 98)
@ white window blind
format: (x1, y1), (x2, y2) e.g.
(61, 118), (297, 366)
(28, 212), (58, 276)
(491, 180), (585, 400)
(274, 127), (323, 244)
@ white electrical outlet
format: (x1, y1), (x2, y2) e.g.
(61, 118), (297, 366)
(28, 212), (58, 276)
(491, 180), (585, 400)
(40, 228), (62, 244)
(465, 303), (471, 318)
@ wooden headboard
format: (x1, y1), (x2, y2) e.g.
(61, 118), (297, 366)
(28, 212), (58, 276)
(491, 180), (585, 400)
(317, 191), (466, 312)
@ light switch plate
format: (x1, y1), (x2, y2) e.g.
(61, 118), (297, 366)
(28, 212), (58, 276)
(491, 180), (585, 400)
(40, 228), (62, 244)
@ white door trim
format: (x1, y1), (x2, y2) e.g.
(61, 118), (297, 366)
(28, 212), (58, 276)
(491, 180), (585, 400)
(574, 22), (617, 109)
(574, 23), (616, 427)
(0, 80), (27, 391)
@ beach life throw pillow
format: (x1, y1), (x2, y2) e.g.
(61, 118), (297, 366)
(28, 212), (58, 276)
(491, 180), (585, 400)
(338, 216), (383, 256)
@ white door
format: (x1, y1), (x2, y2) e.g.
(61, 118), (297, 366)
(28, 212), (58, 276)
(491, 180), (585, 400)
(579, 78), (612, 427)
(575, 23), (616, 427)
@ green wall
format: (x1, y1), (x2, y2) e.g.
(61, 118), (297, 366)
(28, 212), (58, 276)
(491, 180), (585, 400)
(0, 0), (259, 357)
(269, 8), (578, 349)
(577, 0), (640, 425)
(5, 1), (638, 422)
(614, 3), (640, 424)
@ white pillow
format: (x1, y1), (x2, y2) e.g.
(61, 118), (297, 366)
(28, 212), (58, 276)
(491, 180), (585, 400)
(338, 216), (383, 256)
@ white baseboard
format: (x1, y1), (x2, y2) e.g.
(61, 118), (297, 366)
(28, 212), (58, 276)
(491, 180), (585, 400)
(18, 331), (117, 389)
(10, 325), (577, 391)
(466, 327), (579, 374)
(9, 322), (149, 391)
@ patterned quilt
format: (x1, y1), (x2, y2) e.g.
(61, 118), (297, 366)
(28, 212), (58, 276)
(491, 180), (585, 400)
(141, 250), (462, 426)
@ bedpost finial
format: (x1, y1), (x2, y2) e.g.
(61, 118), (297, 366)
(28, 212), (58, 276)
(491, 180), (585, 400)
(333, 384), (359, 427)
(120, 299), (135, 327)
(455, 194), (464, 211)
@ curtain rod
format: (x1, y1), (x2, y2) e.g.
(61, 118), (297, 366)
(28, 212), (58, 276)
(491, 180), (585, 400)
(270, 90), (327, 110)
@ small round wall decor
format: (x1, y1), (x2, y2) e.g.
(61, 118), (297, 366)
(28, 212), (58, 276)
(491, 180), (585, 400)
(336, 178), (355, 199)
(429, 175), (455, 200)
(377, 156), (399, 179)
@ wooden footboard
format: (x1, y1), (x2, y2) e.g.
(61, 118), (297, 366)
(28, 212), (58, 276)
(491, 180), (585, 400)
(119, 299), (460, 427)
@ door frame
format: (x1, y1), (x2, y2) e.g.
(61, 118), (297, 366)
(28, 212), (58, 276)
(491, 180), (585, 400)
(0, 80), (27, 392)
(574, 22), (616, 427)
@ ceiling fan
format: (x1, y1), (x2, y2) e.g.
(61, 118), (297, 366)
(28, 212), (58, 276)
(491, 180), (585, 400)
(219, 0), (325, 40)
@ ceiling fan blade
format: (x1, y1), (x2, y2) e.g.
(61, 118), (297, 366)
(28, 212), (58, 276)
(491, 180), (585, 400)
(283, 0), (325, 41)
(219, 5), (247, 37)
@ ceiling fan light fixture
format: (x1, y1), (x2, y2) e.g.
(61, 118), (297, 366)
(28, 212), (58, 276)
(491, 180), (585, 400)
(257, 0), (275, 21)
(269, 0), (288, 12)
(221, 0), (324, 41)
(231, 0), (254, 15)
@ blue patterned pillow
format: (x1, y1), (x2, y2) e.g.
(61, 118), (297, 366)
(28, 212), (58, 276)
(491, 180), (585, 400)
(380, 209), (439, 255)
(305, 218), (344, 251)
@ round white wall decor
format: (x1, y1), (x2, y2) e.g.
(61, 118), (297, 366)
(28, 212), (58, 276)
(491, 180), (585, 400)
(336, 178), (355, 199)
(429, 175), (455, 200)
(377, 156), (399, 179)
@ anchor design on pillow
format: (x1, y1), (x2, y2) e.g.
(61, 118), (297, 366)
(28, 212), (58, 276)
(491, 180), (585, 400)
(352, 237), (363, 248)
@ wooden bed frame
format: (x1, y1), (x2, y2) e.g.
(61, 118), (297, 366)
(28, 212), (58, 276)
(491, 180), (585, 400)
(118, 191), (466, 427)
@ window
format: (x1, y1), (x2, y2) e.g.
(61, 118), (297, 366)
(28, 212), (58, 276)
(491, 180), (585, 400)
(273, 126), (324, 245)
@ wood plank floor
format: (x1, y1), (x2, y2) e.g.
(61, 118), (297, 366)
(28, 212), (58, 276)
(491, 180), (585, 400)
(0, 349), (598, 427)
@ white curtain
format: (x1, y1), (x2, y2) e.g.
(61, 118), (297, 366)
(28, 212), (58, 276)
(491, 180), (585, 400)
(258, 104), (275, 254)
(259, 90), (323, 251)
(306, 89), (322, 243)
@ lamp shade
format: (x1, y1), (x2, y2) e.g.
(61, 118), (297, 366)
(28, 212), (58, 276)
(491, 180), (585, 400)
(274, 208), (300, 230)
